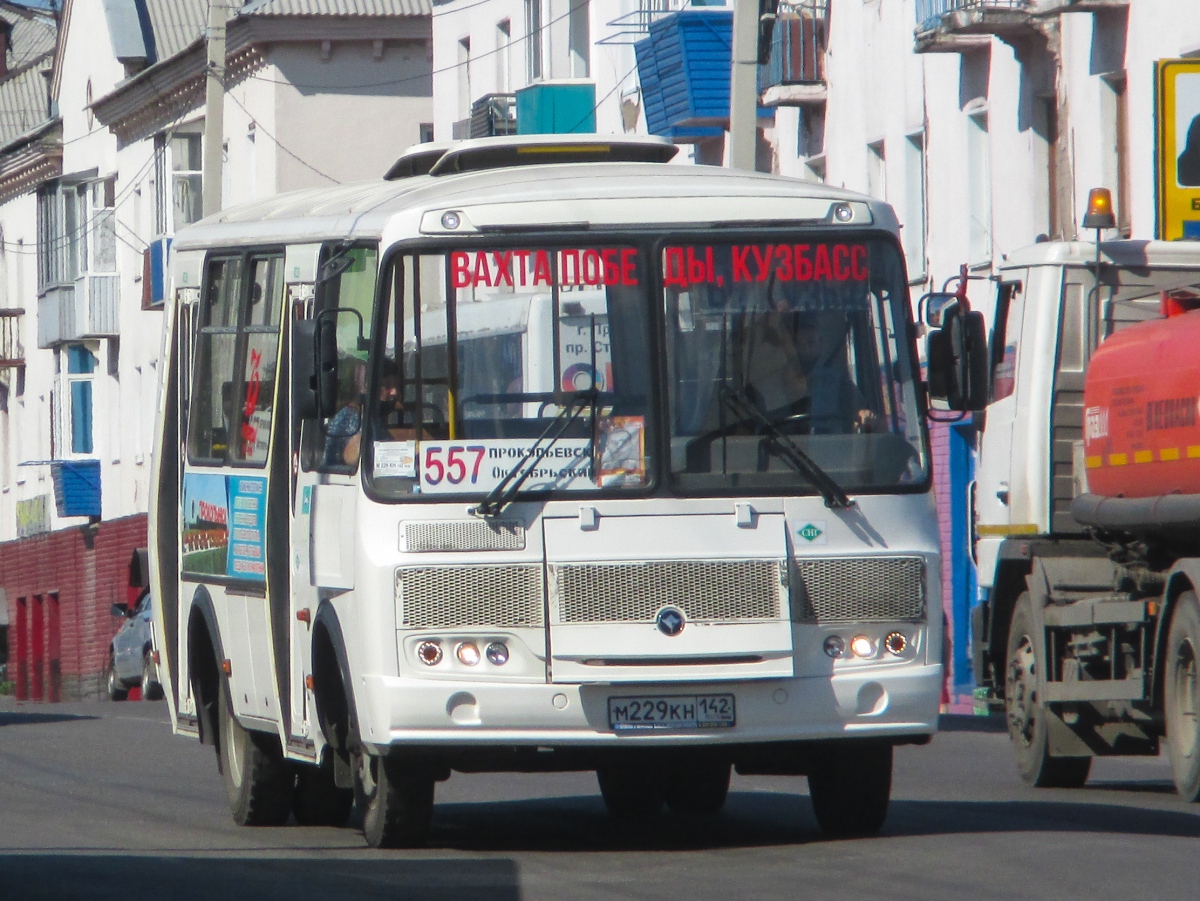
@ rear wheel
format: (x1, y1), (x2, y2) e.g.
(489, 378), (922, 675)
(807, 742), (892, 837)
(664, 759), (731, 816)
(358, 752), (435, 848)
(140, 651), (164, 701)
(293, 758), (354, 827)
(1004, 592), (1092, 788)
(106, 654), (128, 702)
(1165, 591), (1200, 802)
(597, 765), (665, 820)
(216, 679), (293, 826)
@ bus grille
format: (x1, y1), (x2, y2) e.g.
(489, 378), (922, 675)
(792, 556), (926, 622)
(400, 519), (525, 553)
(396, 564), (545, 628)
(552, 560), (784, 624)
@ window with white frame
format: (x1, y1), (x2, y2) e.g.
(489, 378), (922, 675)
(1100, 72), (1131, 235)
(966, 108), (992, 266)
(903, 132), (927, 281)
(525, 0), (543, 81)
(867, 139), (886, 200)
(37, 181), (87, 291)
(155, 131), (203, 237)
(458, 37), (472, 121)
(569, 0), (590, 78)
(496, 20), (511, 93)
(56, 344), (96, 457)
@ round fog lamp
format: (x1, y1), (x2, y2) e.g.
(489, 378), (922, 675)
(884, 631), (909, 655)
(850, 635), (877, 658)
(823, 635), (846, 659)
(486, 642), (510, 666)
(440, 210), (462, 229)
(833, 202), (854, 222)
(416, 640), (443, 666)
(456, 642), (482, 666)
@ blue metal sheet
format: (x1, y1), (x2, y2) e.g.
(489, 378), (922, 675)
(51, 461), (101, 519)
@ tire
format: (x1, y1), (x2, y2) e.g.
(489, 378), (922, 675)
(359, 752), (435, 848)
(807, 742), (892, 837)
(597, 765), (665, 820)
(1165, 590), (1200, 802)
(107, 654), (128, 702)
(140, 650), (164, 701)
(664, 759), (731, 816)
(293, 759), (354, 827)
(216, 678), (293, 826)
(1004, 592), (1092, 788)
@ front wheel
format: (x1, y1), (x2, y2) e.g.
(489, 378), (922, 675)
(1004, 592), (1091, 788)
(1165, 590), (1200, 802)
(807, 742), (892, 837)
(358, 752), (435, 848)
(107, 655), (127, 702)
(216, 679), (293, 826)
(140, 651), (164, 701)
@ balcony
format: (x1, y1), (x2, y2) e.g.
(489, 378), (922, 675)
(1034, 0), (1127, 12)
(37, 275), (119, 347)
(635, 9), (734, 143)
(470, 93), (517, 139)
(51, 459), (101, 519)
(759, 2), (829, 108)
(0, 308), (23, 368)
(516, 82), (596, 135)
(914, 1), (1043, 54)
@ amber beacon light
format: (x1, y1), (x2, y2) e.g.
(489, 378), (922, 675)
(1082, 188), (1116, 230)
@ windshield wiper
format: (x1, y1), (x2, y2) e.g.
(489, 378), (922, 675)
(720, 387), (853, 510)
(469, 390), (596, 518)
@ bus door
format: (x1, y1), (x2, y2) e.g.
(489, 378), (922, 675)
(290, 245), (379, 744)
(182, 251), (287, 727)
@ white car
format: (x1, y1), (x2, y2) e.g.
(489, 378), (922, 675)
(108, 589), (163, 701)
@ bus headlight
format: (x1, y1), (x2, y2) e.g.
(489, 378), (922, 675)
(884, 631), (909, 655)
(823, 635), (846, 658)
(417, 640), (444, 666)
(456, 642), (482, 666)
(850, 635), (877, 658)
(486, 642), (510, 666)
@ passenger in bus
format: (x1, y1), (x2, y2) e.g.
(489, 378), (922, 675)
(325, 358), (406, 466)
(793, 312), (878, 435)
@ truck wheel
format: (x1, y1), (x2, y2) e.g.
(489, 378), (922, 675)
(293, 759), (354, 827)
(140, 651), (164, 701)
(597, 765), (666, 819)
(664, 759), (731, 815)
(807, 742), (892, 837)
(1165, 590), (1200, 802)
(216, 678), (293, 826)
(1004, 592), (1091, 788)
(107, 654), (128, 702)
(358, 752), (435, 848)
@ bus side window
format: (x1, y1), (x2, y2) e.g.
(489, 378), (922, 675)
(187, 257), (242, 464)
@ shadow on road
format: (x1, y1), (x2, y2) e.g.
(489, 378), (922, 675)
(422, 790), (1200, 852)
(0, 711), (100, 727)
(0, 855), (520, 901)
(937, 713), (1008, 734)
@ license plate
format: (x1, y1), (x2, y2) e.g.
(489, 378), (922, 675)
(608, 694), (736, 732)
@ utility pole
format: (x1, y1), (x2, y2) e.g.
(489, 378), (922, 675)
(203, 0), (226, 217)
(728, 0), (761, 171)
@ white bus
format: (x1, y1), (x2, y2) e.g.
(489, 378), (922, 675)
(149, 134), (942, 847)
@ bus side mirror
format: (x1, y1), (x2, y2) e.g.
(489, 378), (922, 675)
(293, 317), (339, 420)
(926, 308), (988, 411)
(918, 291), (960, 328)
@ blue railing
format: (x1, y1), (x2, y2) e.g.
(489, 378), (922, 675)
(915, 0), (1030, 31)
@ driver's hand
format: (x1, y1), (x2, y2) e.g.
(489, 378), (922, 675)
(854, 409), (878, 433)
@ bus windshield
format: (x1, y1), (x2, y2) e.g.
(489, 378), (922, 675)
(663, 237), (926, 493)
(368, 245), (653, 499)
(364, 236), (925, 501)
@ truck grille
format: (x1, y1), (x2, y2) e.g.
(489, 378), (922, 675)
(792, 556), (926, 622)
(552, 559), (785, 624)
(396, 564), (544, 628)
(400, 519), (525, 552)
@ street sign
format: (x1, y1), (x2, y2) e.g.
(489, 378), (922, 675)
(1155, 59), (1200, 240)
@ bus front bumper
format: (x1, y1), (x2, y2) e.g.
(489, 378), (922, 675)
(354, 664), (942, 748)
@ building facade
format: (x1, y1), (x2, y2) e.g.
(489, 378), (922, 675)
(0, 0), (432, 700)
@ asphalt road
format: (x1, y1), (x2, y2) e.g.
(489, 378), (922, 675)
(1, 696), (1198, 901)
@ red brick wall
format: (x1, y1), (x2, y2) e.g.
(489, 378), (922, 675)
(0, 514), (148, 701)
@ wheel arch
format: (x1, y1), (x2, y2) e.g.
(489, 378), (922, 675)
(311, 601), (358, 759)
(187, 586), (226, 747)
(985, 555), (1034, 696)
